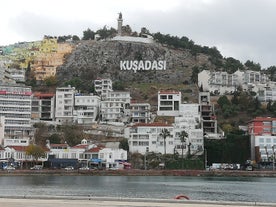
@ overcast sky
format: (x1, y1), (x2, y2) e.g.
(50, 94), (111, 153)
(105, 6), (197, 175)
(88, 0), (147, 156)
(1, 0), (275, 68)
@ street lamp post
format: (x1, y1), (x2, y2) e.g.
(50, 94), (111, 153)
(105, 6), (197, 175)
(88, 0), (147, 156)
(205, 148), (208, 170)
(272, 145), (275, 171)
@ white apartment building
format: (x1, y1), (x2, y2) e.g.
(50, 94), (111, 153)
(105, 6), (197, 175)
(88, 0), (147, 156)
(125, 123), (174, 155)
(94, 78), (113, 100)
(157, 90), (181, 116)
(100, 91), (131, 123)
(257, 82), (276, 102)
(55, 86), (75, 124)
(32, 92), (55, 121)
(254, 135), (276, 162)
(73, 94), (100, 124)
(198, 69), (269, 95)
(9, 68), (25, 83)
(130, 101), (151, 123)
(174, 104), (204, 157)
(0, 85), (33, 146)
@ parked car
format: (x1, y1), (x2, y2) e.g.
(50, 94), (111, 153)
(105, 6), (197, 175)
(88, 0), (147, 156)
(30, 165), (43, 170)
(65, 166), (74, 171)
(4, 166), (15, 171)
(79, 166), (90, 171)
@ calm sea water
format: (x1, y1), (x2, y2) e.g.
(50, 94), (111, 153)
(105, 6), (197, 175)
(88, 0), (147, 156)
(0, 175), (275, 203)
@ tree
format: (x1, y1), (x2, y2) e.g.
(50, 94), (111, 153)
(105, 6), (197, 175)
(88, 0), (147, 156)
(119, 138), (129, 151)
(179, 130), (188, 168)
(33, 122), (49, 146)
(44, 75), (57, 86)
(72, 35), (80, 41)
(82, 28), (95, 40)
(25, 144), (46, 164)
(244, 60), (261, 71)
(159, 128), (170, 155)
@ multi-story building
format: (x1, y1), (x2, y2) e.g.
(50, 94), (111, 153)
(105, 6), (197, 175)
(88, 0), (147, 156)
(9, 68), (25, 83)
(94, 78), (113, 100)
(73, 93), (100, 124)
(0, 66), (16, 85)
(98, 148), (128, 169)
(55, 86), (75, 124)
(0, 85), (33, 146)
(125, 123), (174, 155)
(198, 69), (269, 95)
(257, 83), (276, 102)
(32, 92), (55, 121)
(248, 117), (276, 162)
(157, 90), (181, 116)
(130, 100), (151, 123)
(174, 104), (204, 157)
(198, 92), (219, 139)
(100, 91), (130, 123)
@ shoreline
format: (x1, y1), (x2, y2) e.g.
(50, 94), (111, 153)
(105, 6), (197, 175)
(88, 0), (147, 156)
(1, 169), (276, 177)
(0, 196), (275, 207)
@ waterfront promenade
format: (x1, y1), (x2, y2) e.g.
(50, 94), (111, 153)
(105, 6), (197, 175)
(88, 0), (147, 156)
(0, 197), (275, 207)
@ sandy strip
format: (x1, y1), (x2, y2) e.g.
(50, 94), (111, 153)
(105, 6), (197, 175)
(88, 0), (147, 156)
(0, 197), (275, 207)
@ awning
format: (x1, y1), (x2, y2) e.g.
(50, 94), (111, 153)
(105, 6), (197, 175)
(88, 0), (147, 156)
(90, 158), (102, 163)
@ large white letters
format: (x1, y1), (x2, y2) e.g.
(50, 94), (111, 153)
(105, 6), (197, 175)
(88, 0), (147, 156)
(120, 60), (166, 73)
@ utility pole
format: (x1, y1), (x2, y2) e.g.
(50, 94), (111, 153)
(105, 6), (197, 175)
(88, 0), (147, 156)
(272, 145), (275, 171)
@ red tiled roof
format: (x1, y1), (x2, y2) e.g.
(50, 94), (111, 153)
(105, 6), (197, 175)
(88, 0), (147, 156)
(50, 144), (69, 147)
(6, 146), (28, 151)
(249, 117), (276, 123)
(6, 145), (50, 152)
(71, 144), (88, 149)
(86, 146), (104, 153)
(33, 92), (55, 98)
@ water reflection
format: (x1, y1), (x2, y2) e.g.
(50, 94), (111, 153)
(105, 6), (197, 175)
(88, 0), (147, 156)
(0, 175), (275, 202)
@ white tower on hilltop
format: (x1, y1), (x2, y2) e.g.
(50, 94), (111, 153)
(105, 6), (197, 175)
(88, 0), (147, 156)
(117, 12), (123, 36)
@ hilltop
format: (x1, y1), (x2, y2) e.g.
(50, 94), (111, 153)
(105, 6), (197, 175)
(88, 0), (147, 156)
(56, 39), (219, 104)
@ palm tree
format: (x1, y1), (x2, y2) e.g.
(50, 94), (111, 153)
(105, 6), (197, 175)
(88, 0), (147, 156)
(179, 130), (189, 162)
(159, 128), (171, 156)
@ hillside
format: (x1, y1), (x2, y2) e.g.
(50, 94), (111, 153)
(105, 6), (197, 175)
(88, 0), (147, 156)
(56, 39), (219, 103)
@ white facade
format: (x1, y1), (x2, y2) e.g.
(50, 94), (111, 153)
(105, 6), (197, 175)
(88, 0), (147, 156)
(73, 94), (100, 124)
(0, 116), (4, 145)
(174, 104), (204, 157)
(98, 148), (127, 168)
(100, 91), (131, 123)
(9, 68), (25, 83)
(254, 135), (276, 161)
(0, 146), (48, 163)
(94, 79), (113, 100)
(130, 102), (151, 123)
(257, 82), (276, 102)
(198, 69), (269, 95)
(4, 138), (29, 147)
(55, 86), (75, 124)
(126, 123), (174, 155)
(0, 85), (33, 142)
(157, 90), (181, 116)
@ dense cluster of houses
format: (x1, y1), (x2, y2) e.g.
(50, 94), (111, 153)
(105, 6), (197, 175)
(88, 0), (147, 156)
(0, 76), (221, 169)
(0, 69), (276, 170)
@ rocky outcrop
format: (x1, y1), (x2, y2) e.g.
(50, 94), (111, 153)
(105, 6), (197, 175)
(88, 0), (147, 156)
(56, 40), (215, 86)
